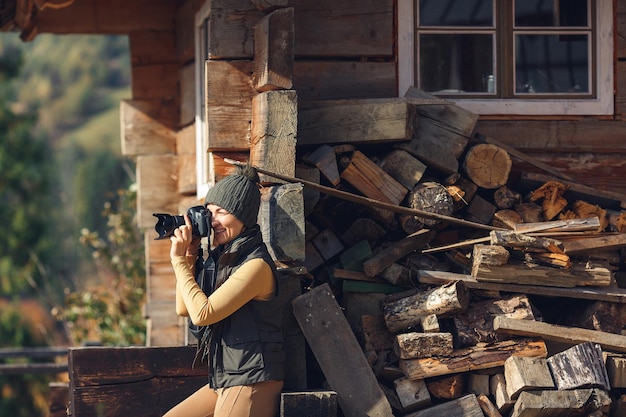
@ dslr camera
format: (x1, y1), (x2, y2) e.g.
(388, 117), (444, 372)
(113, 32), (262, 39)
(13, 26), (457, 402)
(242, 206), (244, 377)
(153, 205), (212, 240)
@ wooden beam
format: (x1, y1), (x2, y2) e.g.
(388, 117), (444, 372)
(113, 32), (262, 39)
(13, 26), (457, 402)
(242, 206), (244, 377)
(494, 316), (626, 353)
(418, 270), (626, 304)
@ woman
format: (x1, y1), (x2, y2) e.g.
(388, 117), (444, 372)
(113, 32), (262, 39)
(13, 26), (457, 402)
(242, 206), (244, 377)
(164, 165), (286, 417)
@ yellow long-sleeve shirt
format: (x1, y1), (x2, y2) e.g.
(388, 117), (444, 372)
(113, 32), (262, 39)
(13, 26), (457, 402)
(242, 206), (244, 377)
(171, 255), (275, 326)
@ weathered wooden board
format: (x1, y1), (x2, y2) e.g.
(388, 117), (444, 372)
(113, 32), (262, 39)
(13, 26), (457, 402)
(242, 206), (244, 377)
(291, 0), (393, 57)
(291, 284), (393, 417)
(403, 394), (483, 417)
(294, 61), (396, 101)
(69, 346), (207, 417)
(280, 391), (337, 417)
(297, 98), (416, 146)
(120, 99), (177, 157)
(205, 60), (256, 150)
(137, 154), (179, 228)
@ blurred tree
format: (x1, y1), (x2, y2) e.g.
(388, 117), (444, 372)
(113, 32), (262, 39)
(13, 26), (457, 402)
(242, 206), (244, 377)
(56, 185), (146, 346)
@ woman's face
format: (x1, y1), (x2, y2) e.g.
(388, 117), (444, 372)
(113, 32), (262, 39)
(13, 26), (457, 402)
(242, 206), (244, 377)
(207, 204), (245, 245)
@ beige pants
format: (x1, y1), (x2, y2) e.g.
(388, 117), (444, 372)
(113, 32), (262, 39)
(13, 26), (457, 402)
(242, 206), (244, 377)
(163, 380), (283, 417)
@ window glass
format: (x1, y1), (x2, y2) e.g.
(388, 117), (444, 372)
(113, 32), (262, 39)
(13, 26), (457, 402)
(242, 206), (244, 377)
(419, 34), (494, 93)
(515, 0), (588, 27)
(419, 0), (493, 26)
(515, 34), (589, 94)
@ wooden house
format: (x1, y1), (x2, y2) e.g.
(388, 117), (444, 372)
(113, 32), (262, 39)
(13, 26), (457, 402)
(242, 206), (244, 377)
(3, 1), (626, 416)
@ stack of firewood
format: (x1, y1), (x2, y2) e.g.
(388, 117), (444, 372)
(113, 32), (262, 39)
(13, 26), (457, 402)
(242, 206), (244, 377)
(291, 88), (626, 417)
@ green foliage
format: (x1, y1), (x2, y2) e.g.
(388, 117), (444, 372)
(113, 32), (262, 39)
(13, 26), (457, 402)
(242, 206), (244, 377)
(56, 186), (146, 346)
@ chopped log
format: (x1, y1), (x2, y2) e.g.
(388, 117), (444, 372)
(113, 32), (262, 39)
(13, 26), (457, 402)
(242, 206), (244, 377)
(515, 203), (544, 224)
(404, 87), (478, 138)
(393, 377), (431, 413)
(383, 281), (470, 333)
(509, 388), (611, 417)
(340, 218), (386, 247)
(361, 315), (394, 351)
(476, 394), (502, 417)
(514, 216), (601, 233)
(517, 171), (626, 211)
(524, 252), (572, 269)
(425, 374), (466, 399)
(462, 144), (511, 189)
(465, 194), (497, 225)
(471, 257), (612, 288)
(565, 300), (626, 334)
(259, 183), (304, 262)
(418, 269), (626, 304)
(297, 98), (416, 145)
(489, 230), (564, 254)
(301, 145), (340, 186)
(280, 391), (337, 417)
(493, 210), (523, 230)
(291, 284), (393, 417)
(605, 355), (626, 388)
(339, 240), (372, 272)
(340, 150), (409, 205)
(403, 394), (484, 417)
(503, 356), (554, 400)
(311, 229), (344, 260)
(494, 186), (522, 209)
(379, 263), (411, 287)
(395, 135), (459, 174)
(528, 181), (569, 221)
(452, 295), (537, 348)
(400, 338), (548, 380)
(394, 332), (454, 359)
(379, 149), (427, 190)
(561, 200), (609, 231)
(493, 317), (626, 354)
(472, 244), (510, 268)
(407, 182), (454, 227)
(253, 7), (293, 91)
(447, 176), (478, 212)
(467, 373), (490, 396)
(363, 229), (435, 277)
(252, 0), (288, 11)
(546, 342), (610, 391)
(490, 374), (514, 414)
(420, 314), (440, 333)
(612, 394), (626, 417)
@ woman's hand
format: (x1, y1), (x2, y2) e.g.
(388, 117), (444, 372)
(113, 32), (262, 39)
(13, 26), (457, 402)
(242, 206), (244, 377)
(169, 214), (194, 259)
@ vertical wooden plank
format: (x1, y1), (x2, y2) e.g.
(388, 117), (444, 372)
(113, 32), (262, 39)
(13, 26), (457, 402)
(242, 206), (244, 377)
(250, 90), (298, 183)
(137, 154), (179, 228)
(205, 60), (256, 150)
(254, 7), (294, 91)
(292, 284), (393, 417)
(120, 99), (177, 157)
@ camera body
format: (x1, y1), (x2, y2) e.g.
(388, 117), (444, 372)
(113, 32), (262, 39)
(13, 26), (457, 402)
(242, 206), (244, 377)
(153, 205), (212, 240)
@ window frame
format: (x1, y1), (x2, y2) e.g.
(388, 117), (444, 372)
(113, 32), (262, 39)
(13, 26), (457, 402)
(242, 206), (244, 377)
(397, 0), (614, 116)
(194, 2), (213, 199)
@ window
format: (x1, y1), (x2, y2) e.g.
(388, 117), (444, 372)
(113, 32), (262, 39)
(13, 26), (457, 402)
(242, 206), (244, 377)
(398, 0), (614, 115)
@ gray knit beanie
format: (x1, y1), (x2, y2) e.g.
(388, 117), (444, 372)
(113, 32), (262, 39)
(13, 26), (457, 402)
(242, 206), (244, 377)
(204, 164), (261, 228)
